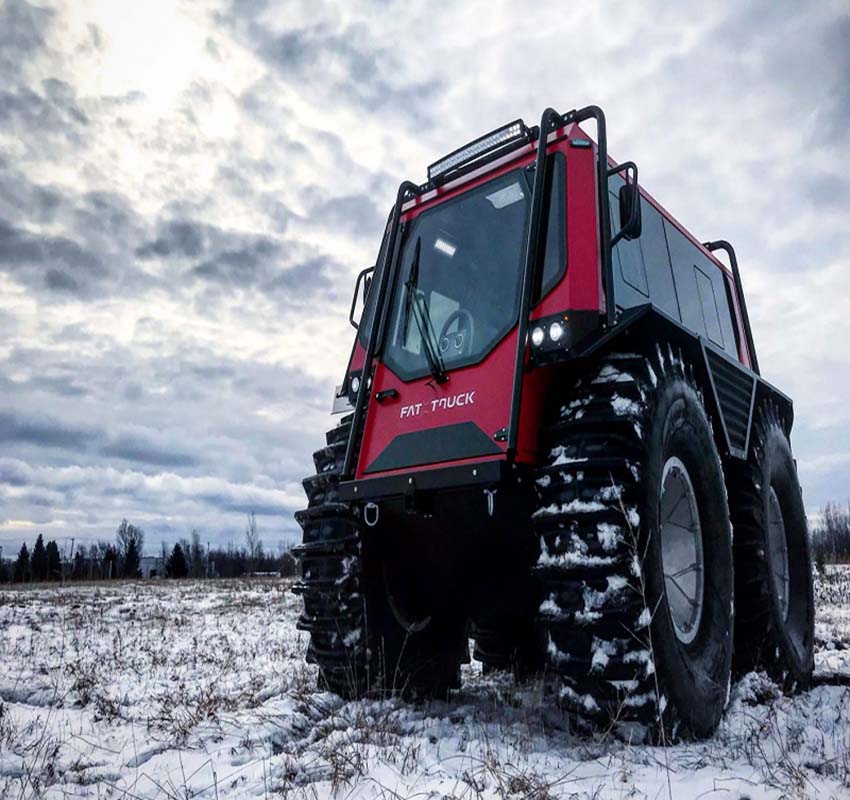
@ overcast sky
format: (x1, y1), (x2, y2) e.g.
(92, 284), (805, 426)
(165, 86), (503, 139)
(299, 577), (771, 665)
(0, 0), (848, 555)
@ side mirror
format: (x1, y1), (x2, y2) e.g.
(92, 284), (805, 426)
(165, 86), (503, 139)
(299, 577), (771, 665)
(618, 183), (641, 240)
(349, 265), (375, 329)
(610, 161), (641, 246)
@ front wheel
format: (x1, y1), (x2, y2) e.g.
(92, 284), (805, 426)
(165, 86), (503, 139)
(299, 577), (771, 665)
(534, 351), (733, 739)
(294, 416), (462, 699)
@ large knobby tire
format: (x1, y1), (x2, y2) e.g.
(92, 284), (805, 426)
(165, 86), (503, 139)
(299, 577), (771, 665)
(730, 404), (815, 687)
(294, 415), (370, 698)
(294, 415), (462, 699)
(534, 349), (733, 740)
(359, 536), (465, 699)
(471, 593), (543, 679)
(640, 357), (734, 738)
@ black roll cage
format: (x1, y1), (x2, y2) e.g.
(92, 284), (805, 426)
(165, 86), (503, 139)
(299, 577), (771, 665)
(348, 266), (375, 330)
(703, 240), (760, 375)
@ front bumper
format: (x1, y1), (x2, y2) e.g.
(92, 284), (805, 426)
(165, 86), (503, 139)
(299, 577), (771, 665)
(338, 458), (511, 502)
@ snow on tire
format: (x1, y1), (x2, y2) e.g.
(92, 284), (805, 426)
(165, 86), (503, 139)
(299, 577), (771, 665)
(295, 415), (463, 700)
(533, 349), (734, 739)
(293, 415), (370, 698)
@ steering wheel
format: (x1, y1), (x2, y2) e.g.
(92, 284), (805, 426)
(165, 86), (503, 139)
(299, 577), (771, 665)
(438, 309), (475, 358)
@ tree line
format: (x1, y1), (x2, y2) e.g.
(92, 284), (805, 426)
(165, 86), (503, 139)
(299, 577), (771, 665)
(2, 503), (848, 584)
(0, 514), (298, 583)
(811, 501), (850, 568)
(162, 516), (297, 579)
(0, 519), (146, 583)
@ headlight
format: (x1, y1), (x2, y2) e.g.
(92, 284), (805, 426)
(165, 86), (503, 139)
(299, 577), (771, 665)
(549, 322), (564, 342)
(350, 376), (361, 394)
(531, 327), (545, 347)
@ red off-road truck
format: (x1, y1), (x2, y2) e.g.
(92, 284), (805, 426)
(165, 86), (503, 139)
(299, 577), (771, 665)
(294, 105), (814, 739)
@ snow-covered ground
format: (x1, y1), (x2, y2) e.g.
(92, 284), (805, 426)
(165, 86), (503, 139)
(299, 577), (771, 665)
(1, 567), (849, 799)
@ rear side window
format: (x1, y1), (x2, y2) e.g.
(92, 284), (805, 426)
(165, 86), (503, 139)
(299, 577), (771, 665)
(663, 219), (737, 353)
(695, 267), (723, 346)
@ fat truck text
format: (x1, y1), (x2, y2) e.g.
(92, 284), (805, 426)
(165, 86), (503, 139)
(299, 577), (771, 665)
(399, 391), (475, 419)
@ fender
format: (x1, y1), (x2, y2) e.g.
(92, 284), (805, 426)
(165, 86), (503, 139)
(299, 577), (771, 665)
(545, 304), (792, 462)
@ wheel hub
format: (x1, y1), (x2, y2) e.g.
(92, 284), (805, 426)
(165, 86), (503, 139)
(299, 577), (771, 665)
(659, 456), (705, 645)
(766, 487), (790, 621)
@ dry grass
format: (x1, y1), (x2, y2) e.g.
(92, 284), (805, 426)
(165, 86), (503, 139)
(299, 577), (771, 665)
(0, 573), (848, 798)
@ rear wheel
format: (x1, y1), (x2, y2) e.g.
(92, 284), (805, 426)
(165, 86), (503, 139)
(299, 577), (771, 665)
(730, 404), (815, 687)
(534, 350), (733, 739)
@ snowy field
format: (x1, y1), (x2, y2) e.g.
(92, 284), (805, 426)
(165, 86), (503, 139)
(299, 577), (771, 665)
(1, 568), (849, 800)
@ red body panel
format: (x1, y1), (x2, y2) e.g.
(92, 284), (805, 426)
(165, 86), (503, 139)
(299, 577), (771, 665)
(345, 121), (753, 481)
(532, 134), (601, 318)
(353, 129), (589, 480)
(349, 341), (366, 373)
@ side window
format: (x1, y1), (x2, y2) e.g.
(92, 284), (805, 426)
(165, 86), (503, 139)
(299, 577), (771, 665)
(695, 267), (723, 346)
(639, 198), (680, 320)
(535, 151), (566, 301)
(664, 220), (706, 336)
(664, 218), (737, 353)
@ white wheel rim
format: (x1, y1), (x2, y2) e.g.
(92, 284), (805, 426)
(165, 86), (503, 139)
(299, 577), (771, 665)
(659, 456), (705, 645)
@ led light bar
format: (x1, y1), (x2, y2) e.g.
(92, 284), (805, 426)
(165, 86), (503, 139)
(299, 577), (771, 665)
(427, 119), (530, 183)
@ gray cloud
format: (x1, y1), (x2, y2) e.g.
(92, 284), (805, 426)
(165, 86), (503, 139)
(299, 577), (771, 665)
(0, 0), (52, 82)
(0, 0), (848, 552)
(0, 409), (98, 450)
(308, 193), (384, 241)
(225, 11), (444, 127)
(0, 218), (107, 297)
(136, 220), (206, 259)
(0, 82), (89, 151)
(0, 459), (33, 488)
(100, 430), (200, 468)
(261, 22), (427, 110)
(806, 173), (850, 210)
(192, 236), (277, 284)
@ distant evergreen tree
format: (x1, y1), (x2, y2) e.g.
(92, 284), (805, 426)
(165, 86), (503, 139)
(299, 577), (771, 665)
(103, 545), (118, 579)
(0, 558), (8, 584)
(31, 534), (47, 581)
(45, 540), (61, 580)
(14, 543), (30, 583)
(167, 543), (189, 578)
(73, 549), (85, 580)
(124, 538), (141, 578)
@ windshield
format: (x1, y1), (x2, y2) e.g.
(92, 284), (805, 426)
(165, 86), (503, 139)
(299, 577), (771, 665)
(383, 154), (565, 382)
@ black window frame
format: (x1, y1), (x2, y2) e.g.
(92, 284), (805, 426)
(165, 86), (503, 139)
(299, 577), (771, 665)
(376, 153), (567, 383)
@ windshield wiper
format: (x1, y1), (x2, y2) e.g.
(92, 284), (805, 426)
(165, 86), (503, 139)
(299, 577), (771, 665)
(404, 238), (448, 384)
(402, 237), (420, 340)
